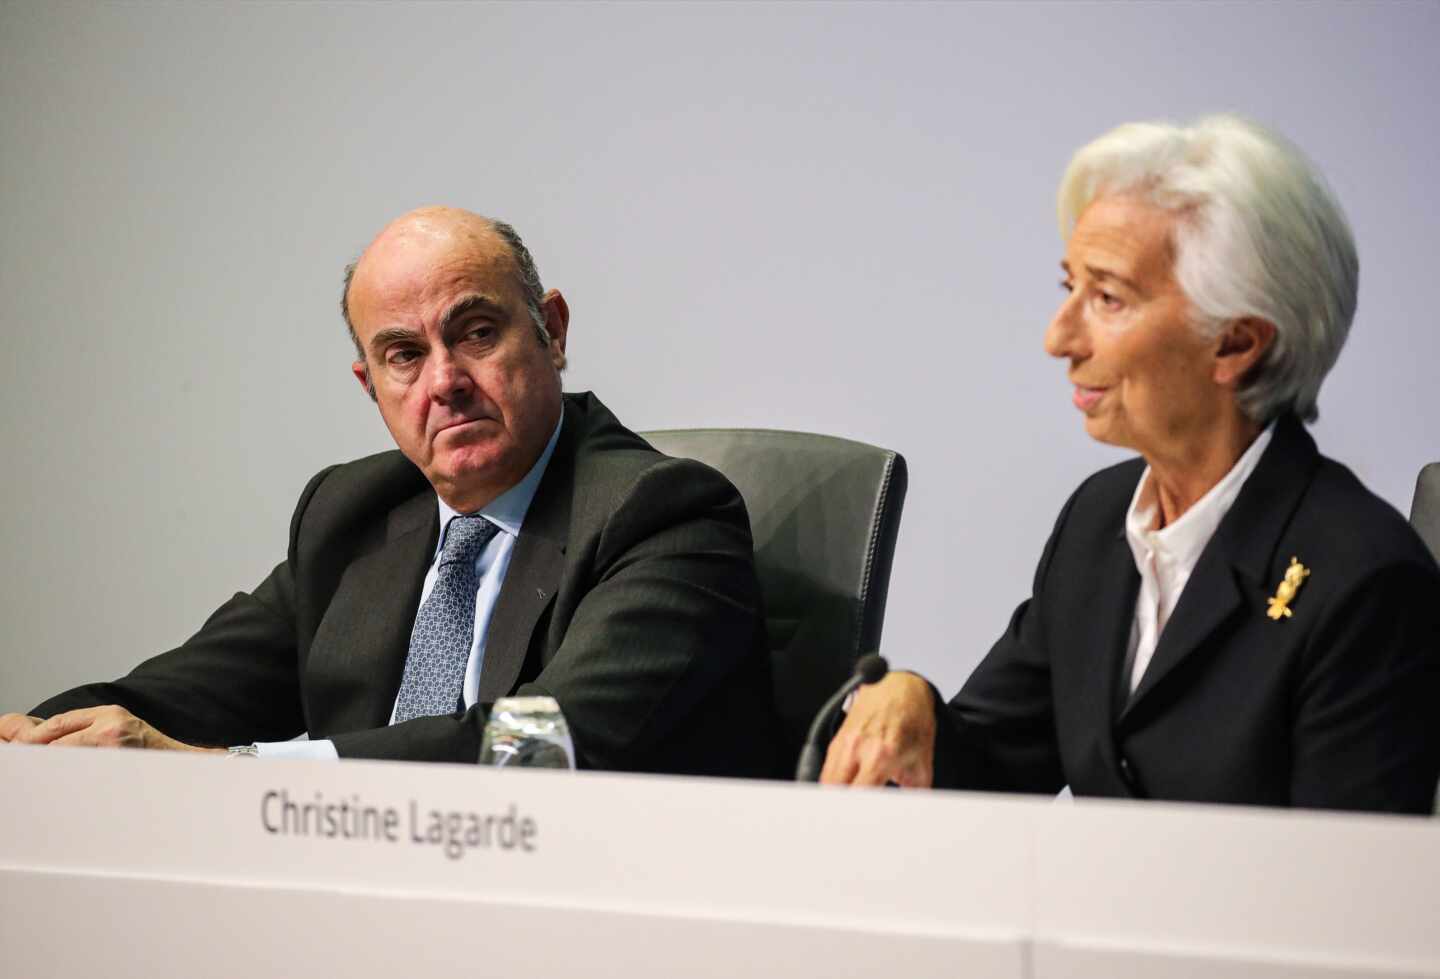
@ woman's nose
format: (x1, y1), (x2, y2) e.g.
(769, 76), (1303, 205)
(1044, 292), (1088, 361)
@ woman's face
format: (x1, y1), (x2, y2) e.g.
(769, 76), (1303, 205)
(1044, 194), (1227, 463)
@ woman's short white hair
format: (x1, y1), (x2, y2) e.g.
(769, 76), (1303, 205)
(1057, 115), (1358, 423)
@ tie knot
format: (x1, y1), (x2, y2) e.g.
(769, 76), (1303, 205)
(439, 515), (499, 567)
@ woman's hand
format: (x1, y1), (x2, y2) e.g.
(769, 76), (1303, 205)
(819, 672), (938, 787)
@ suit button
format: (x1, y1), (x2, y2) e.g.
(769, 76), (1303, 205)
(1119, 756), (1136, 788)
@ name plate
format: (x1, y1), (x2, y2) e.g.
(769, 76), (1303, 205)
(0, 745), (1032, 976)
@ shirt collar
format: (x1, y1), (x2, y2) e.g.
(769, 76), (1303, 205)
(1125, 421), (1275, 569)
(434, 411), (564, 551)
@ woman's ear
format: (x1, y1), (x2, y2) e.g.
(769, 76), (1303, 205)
(1214, 317), (1276, 388)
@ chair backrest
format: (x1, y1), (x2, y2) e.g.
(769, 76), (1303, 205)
(643, 429), (908, 756)
(1412, 463), (1440, 564)
(1410, 463), (1440, 816)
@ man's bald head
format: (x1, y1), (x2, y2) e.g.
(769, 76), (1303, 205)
(342, 206), (571, 511)
(340, 207), (548, 360)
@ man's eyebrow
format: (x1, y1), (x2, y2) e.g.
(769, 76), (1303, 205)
(438, 294), (506, 336)
(368, 326), (421, 355)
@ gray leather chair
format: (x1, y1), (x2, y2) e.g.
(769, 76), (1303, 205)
(642, 429), (908, 760)
(1411, 463), (1440, 564)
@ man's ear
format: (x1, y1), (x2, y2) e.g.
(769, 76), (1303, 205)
(351, 361), (377, 402)
(541, 289), (570, 371)
(1213, 317), (1276, 389)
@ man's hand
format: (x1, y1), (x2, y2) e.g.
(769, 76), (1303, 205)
(0, 713), (43, 742)
(819, 672), (938, 787)
(12, 705), (221, 753)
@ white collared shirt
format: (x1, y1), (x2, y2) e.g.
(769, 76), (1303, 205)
(1122, 423), (1274, 694)
(257, 414), (564, 759)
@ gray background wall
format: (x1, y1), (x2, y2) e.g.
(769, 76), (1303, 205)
(3, 1), (1437, 713)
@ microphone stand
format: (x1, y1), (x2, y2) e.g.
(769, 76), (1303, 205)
(794, 653), (888, 782)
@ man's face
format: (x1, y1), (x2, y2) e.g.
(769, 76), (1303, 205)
(347, 223), (567, 511)
(1043, 194), (1222, 463)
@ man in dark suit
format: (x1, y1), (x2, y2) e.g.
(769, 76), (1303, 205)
(820, 116), (1440, 812)
(1, 207), (777, 777)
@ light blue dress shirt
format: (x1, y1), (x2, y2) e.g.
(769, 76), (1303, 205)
(256, 414), (564, 760)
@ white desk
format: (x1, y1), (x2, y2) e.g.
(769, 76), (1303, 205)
(2, 745), (1436, 977)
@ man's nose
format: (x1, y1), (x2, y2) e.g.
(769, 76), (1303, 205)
(1043, 293), (1088, 361)
(426, 350), (472, 402)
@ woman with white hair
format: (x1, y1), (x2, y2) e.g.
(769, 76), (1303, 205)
(821, 116), (1440, 812)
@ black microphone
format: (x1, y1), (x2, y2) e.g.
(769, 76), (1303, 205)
(794, 653), (889, 782)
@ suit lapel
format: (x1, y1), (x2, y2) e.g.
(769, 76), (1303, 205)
(1120, 546), (1245, 722)
(1118, 416), (1320, 726)
(475, 400), (578, 703)
(316, 490), (437, 732)
(1077, 524), (1141, 773)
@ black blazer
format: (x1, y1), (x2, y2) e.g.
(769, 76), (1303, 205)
(37, 393), (779, 777)
(935, 415), (1440, 813)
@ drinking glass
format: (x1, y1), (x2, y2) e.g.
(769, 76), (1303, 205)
(479, 696), (576, 769)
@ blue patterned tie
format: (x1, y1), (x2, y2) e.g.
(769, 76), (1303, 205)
(393, 514), (501, 723)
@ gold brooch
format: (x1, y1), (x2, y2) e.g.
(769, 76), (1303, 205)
(1266, 557), (1310, 620)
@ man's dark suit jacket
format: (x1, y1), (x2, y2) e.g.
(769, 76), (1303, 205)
(36, 392), (778, 777)
(935, 415), (1440, 813)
